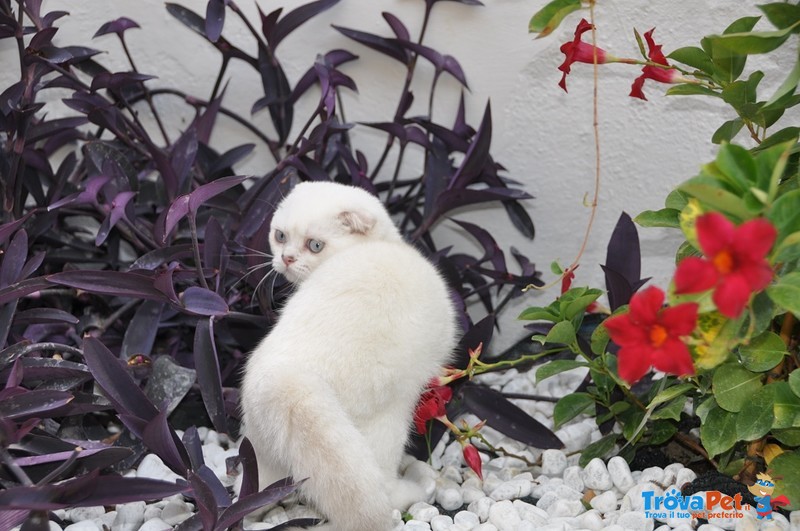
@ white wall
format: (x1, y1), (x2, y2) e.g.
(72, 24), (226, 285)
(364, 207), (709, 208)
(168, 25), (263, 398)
(2, 1), (783, 349)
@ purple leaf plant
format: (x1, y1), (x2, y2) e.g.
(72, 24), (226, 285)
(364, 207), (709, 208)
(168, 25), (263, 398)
(0, 0), (547, 525)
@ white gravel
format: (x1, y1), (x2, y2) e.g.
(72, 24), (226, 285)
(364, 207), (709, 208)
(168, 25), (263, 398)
(29, 366), (798, 531)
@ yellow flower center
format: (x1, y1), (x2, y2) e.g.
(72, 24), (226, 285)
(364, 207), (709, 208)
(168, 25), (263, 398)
(649, 325), (668, 348)
(712, 249), (734, 275)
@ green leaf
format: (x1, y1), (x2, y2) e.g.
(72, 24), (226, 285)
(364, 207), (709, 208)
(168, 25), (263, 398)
(766, 271), (800, 317)
(695, 396), (718, 423)
(550, 261), (564, 275)
(713, 363), (763, 412)
(738, 291), (777, 340)
(590, 321), (610, 356)
(666, 84), (722, 98)
(716, 143), (758, 193)
(578, 433), (618, 467)
(773, 231), (800, 263)
(790, 369), (800, 398)
(665, 189), (689, 211)
(633, 28), (647, 59)
(773, 428), (800, 446)
(773, 381), (800, 429)
(675, 240), (702, 264)
(536, 359), (587, 383)
(634, 208), (680, 228)
(679, 183), (753, 219)
(564, 292), (602, 320)
(649, 383), (695, 408)
(667, 46), (715, 74)
(753, 126), (800, 152)
(701, 401), (739, 457)
(736, 384), (776, 440)
(738, 331), (788, 372)
(544, 320), (577, 346)
(705, 16), (760, 83)
(759, 3), (800, 30)
(767, 190), (800, 238)
(518, 306), (559, 322)
(553, 392), (594, 429)
(651, 396), (687, 421)
(709, 20), (800, 55)
(764, 49), (800, 109)
(528, 0), (582, 37)
(770, 451), (800, 510)
(648, 420), (678, 445)
(712, 119), (744, 144)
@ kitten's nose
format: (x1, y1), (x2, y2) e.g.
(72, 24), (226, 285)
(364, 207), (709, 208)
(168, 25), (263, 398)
(282, 254), (296, 266)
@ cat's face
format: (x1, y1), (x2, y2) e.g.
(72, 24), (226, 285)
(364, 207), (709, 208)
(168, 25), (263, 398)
(268, 182), (398, 283)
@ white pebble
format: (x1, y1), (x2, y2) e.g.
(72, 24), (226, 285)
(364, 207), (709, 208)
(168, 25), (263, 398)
(135, 454), (180, 483)
(66, 507), (106, 523)
(733, 515), (759, 531)
(536, 491), (559, 511)
(563, 466), (585, 493)
(553, 484), (583, 501)
(541, 449), (568, 477)
(462, 486), (486, 504)
(453, 510), (480, 528)
(547, 499), (584, 518)
(488, 500), (522, 531)
(639, 466), (665, 485)
(112, 502), (146, 531)
(406, 460), (439, 483)
(489, 479), (531, 501)
(473, 524), (498, 531)
(441, 466), (463, 485)
(589, 490), (618, 514)
(143, 505), (161, 521)
(436, 487), (463, 511)
(663, 463), (683, 487)
(577, 509), (605, 531)
(513, 499), (549, 525)
(408, 502), (439, 523)
(63, 523), (100, 531)
(607, 456), (635, 492)
(582, 458), (613, 491)
(617, 510), (654, 531)
(698, 525), (726, 531)
(160, 498), (193, 526)
(403, 519), (431, 531)
(625, 483), (664, 513)
(430, 515), (452, 531)
(468, 497), (495, 522)
(675, 467), (697, 488)
(137, 518), (172, 531)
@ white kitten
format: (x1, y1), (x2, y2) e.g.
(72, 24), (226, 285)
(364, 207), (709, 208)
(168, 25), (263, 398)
(240, 181), (458, 531)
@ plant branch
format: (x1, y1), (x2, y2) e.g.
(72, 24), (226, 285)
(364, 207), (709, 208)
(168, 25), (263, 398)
(119, 36), (171, 145)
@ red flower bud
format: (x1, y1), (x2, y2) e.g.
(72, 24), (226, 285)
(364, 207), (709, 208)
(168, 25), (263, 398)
(413, 384), (453, 434)
(462, 443), (483, 479)
(558, 19), (612, 92)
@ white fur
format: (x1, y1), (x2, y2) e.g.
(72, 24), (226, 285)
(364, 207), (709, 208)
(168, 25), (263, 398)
(240, 182), (458, 531)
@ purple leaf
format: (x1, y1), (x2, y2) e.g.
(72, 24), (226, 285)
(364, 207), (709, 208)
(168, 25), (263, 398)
(188, 174), (249, 213)
(0, 390), (73, 420)
(29, 27), (57, 49)
(1, 229), (28, 288)
(420, 187), (531, 237)
(13, 447), (122, 468)
(268, 0), (340, 49)
(423, 137), (453, 220)
(209, 143), (255, 177)
(193, 318), (228, 433)
(257, 47), (293, 142)
(290, 49), (358, 105)
(448, 102), (492, 190)
(90, 72), (157, 92)
(0, 471), (189, 509)
(236, 437), (259, 499)
(461, 383), (563, 448)
(93, 17), (140, 38)
(452, 219), (507, 274)
(27, 117), (88, 143)
(203, 217), (225, 274)
(81, 337), (159, 421)
(194, 90), (224, 146)
(142, 408), (191, 476)
(170, 127), (198, 191)
(182, 427), (205, 471)
(395, 41), (469, 88)
(333, 25), (409, 64)
(0, 278), (51, 306)
(452, 91), (475, 139)
(217, 477), (303, 529)
(161, 195), (190, 244)
(120, 301), (164, 360)
(187, 469), (220, 529)
(503, 200), (535, 240)
(205, 0), (226, 42)
(131, 245), (195, 270)
(182, 287), (229, 317)
(382, 12), (409, 41)
(47, 271), (168, 302)
(6, 358), (23, 388)
(0, 212), (35, 247)
(603, 212), (643, 310)
(95, 191), (137, 246)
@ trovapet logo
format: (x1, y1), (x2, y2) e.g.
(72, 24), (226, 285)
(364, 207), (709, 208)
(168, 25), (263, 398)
(642, 488), (749, 520)
(747, 473), (790, 520)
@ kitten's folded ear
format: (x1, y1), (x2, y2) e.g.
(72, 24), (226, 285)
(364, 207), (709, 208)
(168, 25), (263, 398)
(338, 210), (376, 235)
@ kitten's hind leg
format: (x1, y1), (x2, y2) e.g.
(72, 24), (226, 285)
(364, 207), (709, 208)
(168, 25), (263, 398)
(246, 371), (394, 531)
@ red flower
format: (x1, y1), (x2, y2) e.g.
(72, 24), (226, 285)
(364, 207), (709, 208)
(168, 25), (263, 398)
(674, 213), (776, 318)
(630, 28), (680, 100)
(560, 265), (599, 312)
(462, 443), (483, 479)
(414, 384), (452, 434)
(603, 286), (698, 385)
(558, 19), (612, 92)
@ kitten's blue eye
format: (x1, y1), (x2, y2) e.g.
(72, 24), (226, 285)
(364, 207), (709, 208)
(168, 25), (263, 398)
(274, 229), (286, 243)
(307, 239), (325, 253)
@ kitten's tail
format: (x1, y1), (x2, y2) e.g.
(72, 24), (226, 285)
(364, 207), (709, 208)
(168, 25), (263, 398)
(251, 372), (394, 531)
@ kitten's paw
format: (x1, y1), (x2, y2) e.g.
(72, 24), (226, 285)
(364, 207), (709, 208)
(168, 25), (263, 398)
(388, 477), (426, 510)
